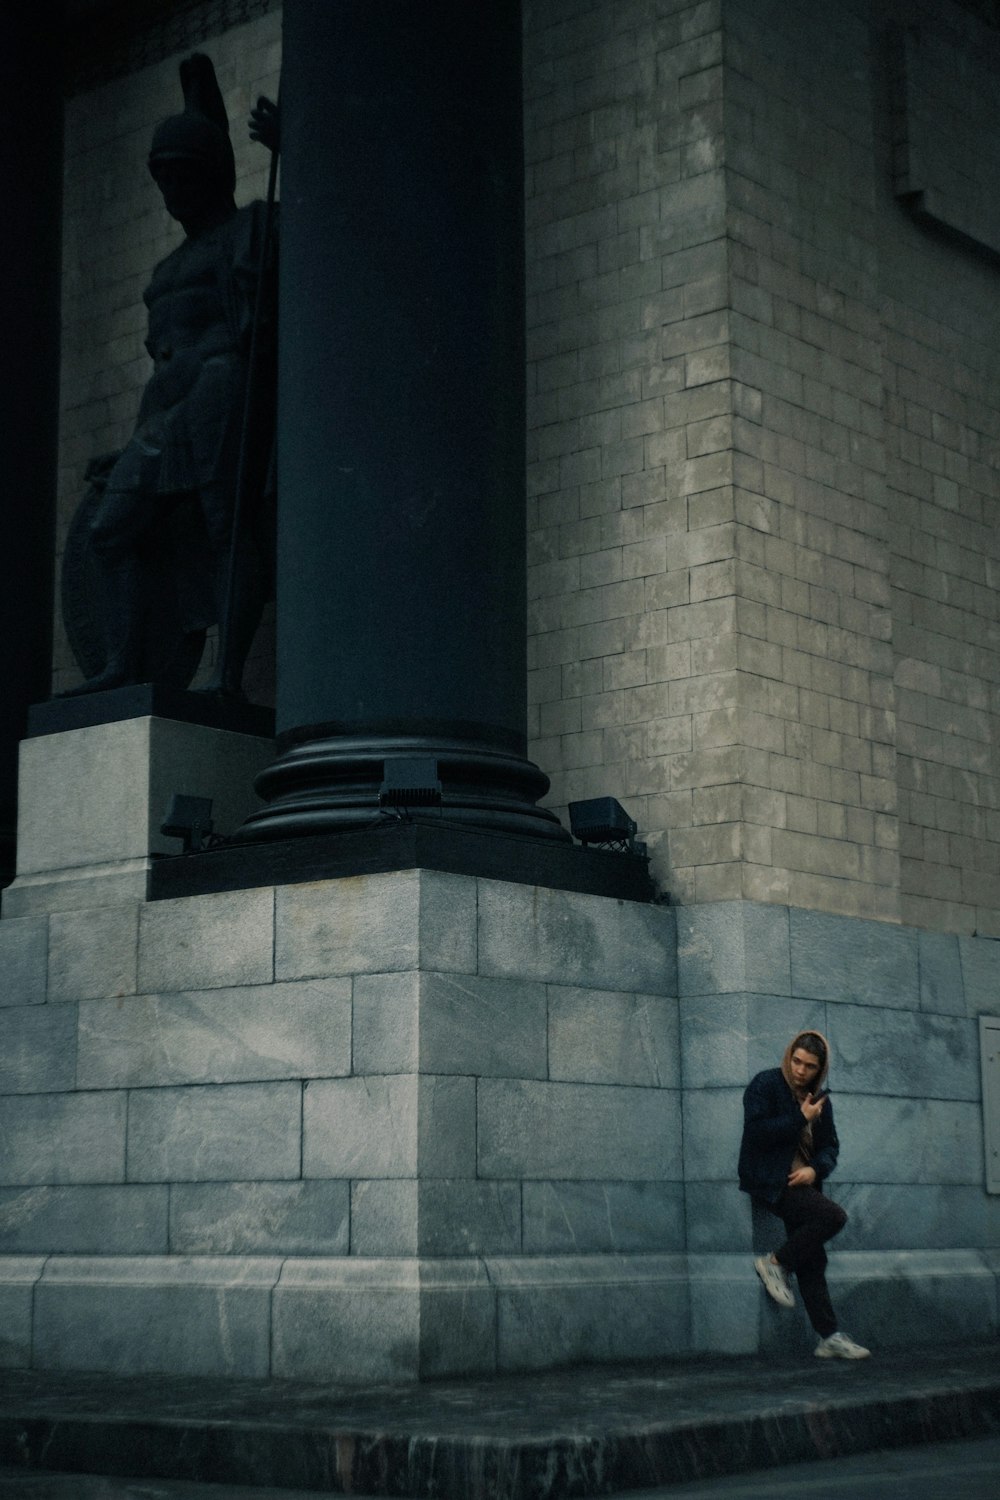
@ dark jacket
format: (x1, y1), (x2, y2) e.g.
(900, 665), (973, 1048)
(737, 1067), (839, 1205)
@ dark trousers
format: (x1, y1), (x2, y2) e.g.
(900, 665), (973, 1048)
(767, 1185), (847, 1338)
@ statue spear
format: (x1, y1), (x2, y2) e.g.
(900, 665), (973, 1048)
(217, 92), (280, 697)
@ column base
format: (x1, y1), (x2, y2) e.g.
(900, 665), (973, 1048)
(239, 734), (569, 842)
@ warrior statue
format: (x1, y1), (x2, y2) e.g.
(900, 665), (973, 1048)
(63, 54), (278, 698)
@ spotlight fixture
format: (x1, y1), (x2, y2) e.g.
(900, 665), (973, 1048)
(160, 794), (214, 854)
(568, 796), (644, 855)
(378, 758), (443, 809)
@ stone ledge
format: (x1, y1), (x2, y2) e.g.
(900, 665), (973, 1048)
(2, 1249), (996, 1382)
(1, 1340), (998, 1499)
(148, 819), (658, 904)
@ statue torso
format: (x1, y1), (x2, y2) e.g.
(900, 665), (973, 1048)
(139, 207), (258, 416)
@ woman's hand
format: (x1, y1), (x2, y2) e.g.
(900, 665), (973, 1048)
(787, 1165), (817, 1187)
(800, 1090), (826, 1122)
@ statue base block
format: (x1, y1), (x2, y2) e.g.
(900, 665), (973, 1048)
(3, 693), (273, 916)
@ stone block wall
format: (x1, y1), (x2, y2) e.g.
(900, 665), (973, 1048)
(722, 0), (898, 921)
(0, 873), (680, 1264)
(524, 0), (1000, 935)
(880, 3), (1000, 935)
(523, 0), (738, 898)
(55, 6), (282, 700)
(0, 870), (695, 1378)
(677, 900), (1000, 1268)
(676, 896), (1000, 1353)
(2, 876), (997, 1375)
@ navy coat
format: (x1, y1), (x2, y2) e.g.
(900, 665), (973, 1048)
(738, 1066), (839, 1205)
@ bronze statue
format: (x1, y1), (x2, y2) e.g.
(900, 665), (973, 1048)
(63, 55), (278, 698)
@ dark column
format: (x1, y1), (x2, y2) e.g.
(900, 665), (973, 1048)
(241, 0), (564, 842)
(0, 7), (62, 883)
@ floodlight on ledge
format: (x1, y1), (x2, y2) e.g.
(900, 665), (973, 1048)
(160, 794), (214, 854)
(568, 796), (644, 855)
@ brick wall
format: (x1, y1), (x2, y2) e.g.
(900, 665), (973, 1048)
(880, 2), (1000, 936)
(523, 0), (739, 902)
(525, 0), (1000, 933)
(55, 6), (281, 699)
(722, 0), (899, 922)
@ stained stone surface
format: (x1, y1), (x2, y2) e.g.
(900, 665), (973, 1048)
(126, 1083), (301, 1183)
(492, 1253), (691, 1370)
(47, 904), (138, 1002)
(837, 1096), (985, 1183)
(675, 902), (792, 997)
(1, 1343), (998, 1499)
(32, 1257), (280, 1377)
(827, 1250), (999, 1348)
(0, 878), (995, 1385)
(684, 1181), (755, 1253)
(0, 1185), (167, 1255)
(416, 1076), (477, 1177)
(477, 879), (676, 992)
(270, 1258), (423, 1382)
(548, 987), (679, 1086)
(352, 971), (421, 1072)
(477, 1078), (682, 1180)
(417, 973), (547, 1079)
(832, 1004), (979, 1099)
(350, 1179), (420, 1255)
(0, 916), (48, 1006)
(958, 934), (1000, 1015)
(0, 1003), (77, 1094)
(76, 978), (351, 1088)
(6, 720), (272, 917)
(680, 1087), (743, 1181)
(836, 1181), (1000, 1251)
(275, 871), (476, 981)
(417, 1180), (522, 1255)
(521, 1180), (685, 1254)
(304, 1075), (419, 1178)
(415, 1262), (498, 1377)
(789, 909), (919, 1006)
(272, 1259), (504, 1383)
(169, 1181), (350, 1256)
(15, 721), (157, 875)
(918, 930), (965, 1015)
(0, 1257), (45, 1368)
(138, 888), (275, 993)
(687, 1252), (759, 1354)
(0, 1092), (126, 1186)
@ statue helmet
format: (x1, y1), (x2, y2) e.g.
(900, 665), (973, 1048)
(148, 53), (236, 196)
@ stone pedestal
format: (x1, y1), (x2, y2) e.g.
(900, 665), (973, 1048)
(1, 874), (997, 1379)
(3, 714), (272, 917)
(0, 868), (688, 1379)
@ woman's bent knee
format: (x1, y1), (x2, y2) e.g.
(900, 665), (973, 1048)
(825, 1201), (847, 1235)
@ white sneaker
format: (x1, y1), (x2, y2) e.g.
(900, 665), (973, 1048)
(753, 1255), (794, 1307)
(815, 1330), (870, 1360)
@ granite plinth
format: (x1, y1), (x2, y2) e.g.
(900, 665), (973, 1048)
(4, 714), (272, 917)
(1, 883), (997, 1386)
(1, 1250), (996, 1383)
(0, 1342), (997, 1499)
(0, 1253), (696, 1382)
